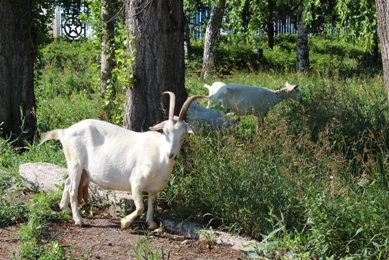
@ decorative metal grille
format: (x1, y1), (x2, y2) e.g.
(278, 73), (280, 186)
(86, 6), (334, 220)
(62, 0), (88, 40)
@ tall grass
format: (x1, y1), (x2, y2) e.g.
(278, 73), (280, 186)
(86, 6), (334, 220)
(1, 36), (388, 259)
(167, 71), (389, 258)
(176, 36), (388, 258)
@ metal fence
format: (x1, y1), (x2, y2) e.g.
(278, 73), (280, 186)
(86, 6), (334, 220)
(52, 0), (91, 40)
(53, 5), (297, 41)
(189, 10), (298, 40)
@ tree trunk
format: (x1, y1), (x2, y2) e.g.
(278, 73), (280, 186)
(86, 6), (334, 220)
(200, 0), (226, 79)
(123, 0), (186, 131)
(100, 0), (116, 99)
(375, 0), (389, 106)
(266, 0), (274, 49)
(0, 0), (36, 143)
(184, 16), (191, 61)
(266, 20), (275, 49)
(296, 12), (310, 71)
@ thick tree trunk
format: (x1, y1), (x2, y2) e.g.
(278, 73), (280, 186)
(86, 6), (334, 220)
(123, 0), (186, 131)
(200, 0), (226, 79)
(100, 0), (116, 98)
(375, 0), (389, 106)
(297, 13), (310, 71)
(0, 0), (36, 143)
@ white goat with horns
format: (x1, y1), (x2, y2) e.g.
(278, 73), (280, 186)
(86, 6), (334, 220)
(39, 92), (205, 230)
(207, 82), (302, 124)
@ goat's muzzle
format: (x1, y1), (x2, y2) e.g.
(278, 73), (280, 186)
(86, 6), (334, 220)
(167, 153), (175, 160)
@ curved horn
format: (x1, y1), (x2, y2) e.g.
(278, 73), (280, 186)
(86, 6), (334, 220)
(163, 91), (176, 121)
(178, 95), (207, 122)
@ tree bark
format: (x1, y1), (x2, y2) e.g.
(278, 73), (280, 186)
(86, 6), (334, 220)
(0, 0), (36, 143)
(297, 12), (310, 71)
(184, 16), (191, 61)
(123, 0), (186, 132)
(200, 0), (226, 79)
(266, 20), (275, 49)
(266, 0), (274, 49)
(375, 0), (389, 106)
(100, 0), (116, 99)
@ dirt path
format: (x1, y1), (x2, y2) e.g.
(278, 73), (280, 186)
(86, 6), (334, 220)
(1, 217), (248, 259)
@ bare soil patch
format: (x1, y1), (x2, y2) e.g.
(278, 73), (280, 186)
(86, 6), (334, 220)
(0, 216), (247, 260)
(0, 226), (19, 260)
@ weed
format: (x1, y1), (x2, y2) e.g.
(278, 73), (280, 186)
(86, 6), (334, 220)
(195, 227), (218, 247)
(134, 234), (171, 260)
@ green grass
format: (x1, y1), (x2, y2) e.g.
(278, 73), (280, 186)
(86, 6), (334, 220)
(177, 71), (389, 259)
(1, 36), (389, 259)
(134, 234), (171, 260)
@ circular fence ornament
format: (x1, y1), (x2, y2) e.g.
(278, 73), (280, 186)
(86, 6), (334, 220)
(62, 0), (88, 40)
(63, 15), (84, 40)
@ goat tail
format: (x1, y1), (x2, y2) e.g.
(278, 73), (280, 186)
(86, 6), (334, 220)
(39, 129), (62, 146)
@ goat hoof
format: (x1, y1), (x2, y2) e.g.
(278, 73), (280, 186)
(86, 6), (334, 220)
(74, 218), (84, 227)
(148, 221), (158, 230)
(121, 219), (131, 230)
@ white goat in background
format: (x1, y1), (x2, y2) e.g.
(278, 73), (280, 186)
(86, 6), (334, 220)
(187, 101), (235, 129)
(208, 82), (302, 124)
(204, 81), (226, 108)
(39, 92), (205, 230)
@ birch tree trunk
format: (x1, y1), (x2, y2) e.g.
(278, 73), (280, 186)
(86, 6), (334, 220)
(375, 0), (389, 106)
(200, 0), (226, 79)
(123, 0), (186, 131)
(0, 0), (36, 143)
(296, 12), (310, 71)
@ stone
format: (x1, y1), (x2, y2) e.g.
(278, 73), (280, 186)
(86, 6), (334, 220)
(19, 162), (66, 192)
(19, 162), (132, 217)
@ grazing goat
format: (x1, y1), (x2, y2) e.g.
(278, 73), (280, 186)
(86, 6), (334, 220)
(39, 92), (205, 230)
(187, 101), (235, 129)
(208, 82), (302, 124)
(204, 81), (226, 108)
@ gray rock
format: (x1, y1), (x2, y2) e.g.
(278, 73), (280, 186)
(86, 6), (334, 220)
(156, 217), (258, 251)
(19, 162), (66, 192)
(19, 162), (132, 217)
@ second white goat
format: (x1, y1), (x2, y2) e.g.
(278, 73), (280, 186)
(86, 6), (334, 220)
(39, 92), (204, 230)
(204, 81), (226, 108)
(208, 82), (302, 124)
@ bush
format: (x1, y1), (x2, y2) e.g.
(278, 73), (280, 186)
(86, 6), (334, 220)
(36, 40), (99, 99)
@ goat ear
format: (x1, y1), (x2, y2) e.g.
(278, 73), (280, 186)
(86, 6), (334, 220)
(149, 121), (166, 131)
(186, 124), (195, 135)
(293, 85), (299, 90)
